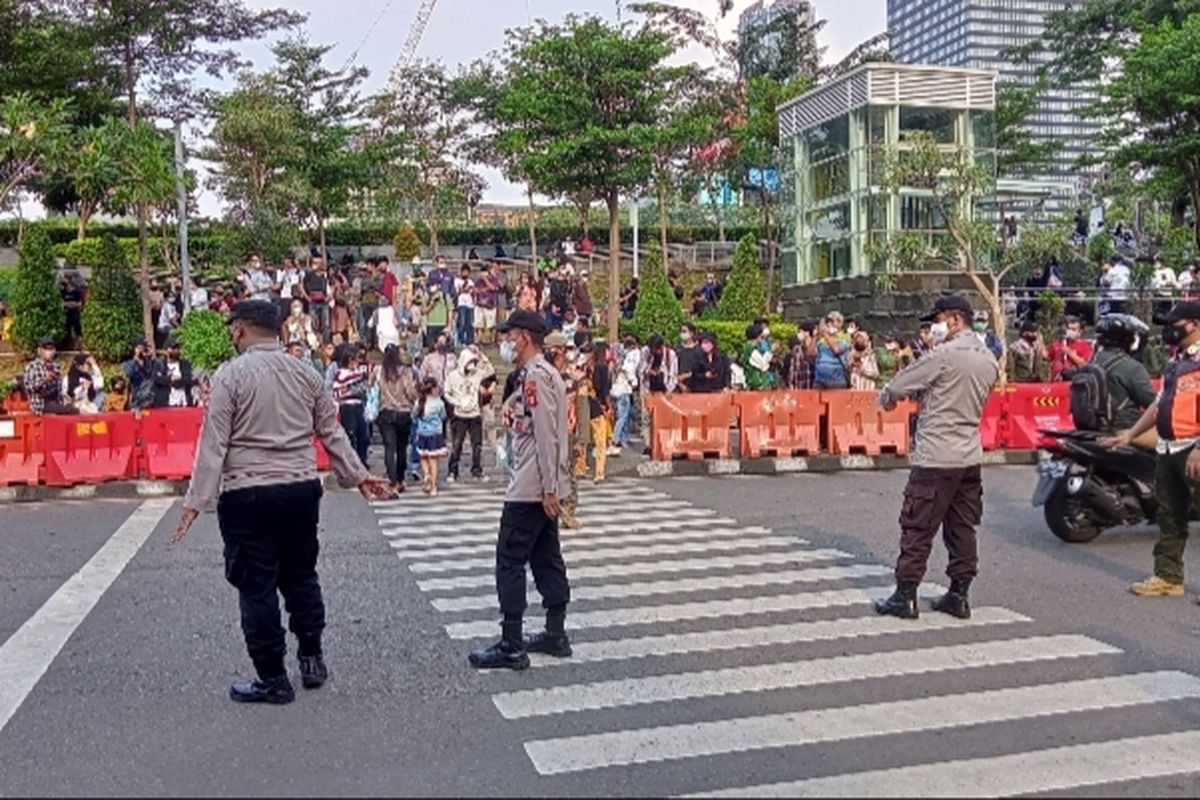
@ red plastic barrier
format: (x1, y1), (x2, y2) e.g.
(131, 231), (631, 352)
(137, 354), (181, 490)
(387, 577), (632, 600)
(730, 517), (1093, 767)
(0, 416), (43, 486)
(979, 389), (1008, 451)
(1006, 382), (1073, 449)
(140, 407), (205, 480)
(314, 437), (331, 471)
(735, 390), (823, 458)
(648, 393), (738, 460)
(41, 412), (139, 486)
(822, 391), (917, 456)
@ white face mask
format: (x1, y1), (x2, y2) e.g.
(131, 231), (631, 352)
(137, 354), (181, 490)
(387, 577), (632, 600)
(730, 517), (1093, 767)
(499, 340), (517, 364)
(931, 322), (950, 344)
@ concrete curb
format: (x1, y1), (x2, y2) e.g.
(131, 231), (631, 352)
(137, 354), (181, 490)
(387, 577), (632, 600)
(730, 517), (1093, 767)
(0, 474), (347, 505)
(634, 449), (1040, 478)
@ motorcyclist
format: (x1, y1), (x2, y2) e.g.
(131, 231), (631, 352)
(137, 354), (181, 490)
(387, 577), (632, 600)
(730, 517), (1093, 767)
(1091, 314), (1158, 444)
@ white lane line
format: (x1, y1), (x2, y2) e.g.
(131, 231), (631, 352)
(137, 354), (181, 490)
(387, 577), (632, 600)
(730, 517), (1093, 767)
(393, 526), (780, 558)
(525, 607), (1031, 668)
(444, 584), (944, 639)
(434, 564), (894, 612)
(409, 536), (797, 573)
(524, 671), (1200, 776)
(687, 731), (1200, 798)
(0, 499), (175, 735)
(380, 509), (716, 531)
(379, 518), (760, 544)
(373, 487), (674, 509)
(416, 548), (850, 592)
(376, 496), (696, 512)
(493, 634), (1119, 719)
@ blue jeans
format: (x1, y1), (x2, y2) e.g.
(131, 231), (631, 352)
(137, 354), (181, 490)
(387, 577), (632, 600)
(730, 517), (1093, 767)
(407, 416), (421, 474)
(613, 393), (633, 446)
(311, 302), (330, 338)
(338, 402), (370, 468)
(455, 307), (474, 346)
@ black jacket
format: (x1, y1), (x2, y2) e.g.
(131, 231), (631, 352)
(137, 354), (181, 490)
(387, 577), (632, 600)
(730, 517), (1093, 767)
(688, 351), (731, 394)
(151, 358), (197, 408)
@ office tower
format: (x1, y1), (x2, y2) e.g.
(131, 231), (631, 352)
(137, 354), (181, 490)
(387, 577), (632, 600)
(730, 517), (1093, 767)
(738, 0), (823, 80)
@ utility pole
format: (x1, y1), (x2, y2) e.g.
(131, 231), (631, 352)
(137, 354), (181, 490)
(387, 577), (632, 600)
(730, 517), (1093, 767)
(631, 199), (639, 279)
(173, 121), (191, 312)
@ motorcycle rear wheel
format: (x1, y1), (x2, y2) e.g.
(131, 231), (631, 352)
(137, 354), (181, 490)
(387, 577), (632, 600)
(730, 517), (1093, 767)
(1044, 483), (1105, 543)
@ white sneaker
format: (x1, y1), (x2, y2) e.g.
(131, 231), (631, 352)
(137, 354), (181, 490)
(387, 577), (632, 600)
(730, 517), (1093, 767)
(473, 474), (490, 483)
(446, 475), (457, 485)
(607, 446), (622, 457)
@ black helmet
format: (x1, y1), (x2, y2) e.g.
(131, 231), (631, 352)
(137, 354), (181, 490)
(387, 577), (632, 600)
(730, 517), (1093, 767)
(1095, 313), (1149, 353)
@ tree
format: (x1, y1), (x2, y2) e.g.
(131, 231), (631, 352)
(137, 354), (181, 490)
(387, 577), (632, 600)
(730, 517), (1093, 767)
(82, 234), (142, 360)
(177, 308), (236, 371)
(995, 80), (1062, 179)
(630, 250), (685, 342)
(393, 223), (423, 262)
(717, 233), (766, 320)
(10, 224), (63, 353)
(0, 92), (71, 212)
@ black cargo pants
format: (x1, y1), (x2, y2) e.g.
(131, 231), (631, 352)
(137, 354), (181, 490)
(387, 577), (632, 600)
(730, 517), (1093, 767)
(217, 480), (325, 679)
(895, 466), (983, 584)
(496, 501), (571, 619)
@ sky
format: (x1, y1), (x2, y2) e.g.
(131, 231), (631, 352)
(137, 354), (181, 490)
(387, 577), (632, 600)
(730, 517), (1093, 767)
(208, 0), (886, 216)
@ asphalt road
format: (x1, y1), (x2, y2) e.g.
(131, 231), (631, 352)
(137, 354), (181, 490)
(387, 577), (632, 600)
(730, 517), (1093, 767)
(2, 466), (1200, 797)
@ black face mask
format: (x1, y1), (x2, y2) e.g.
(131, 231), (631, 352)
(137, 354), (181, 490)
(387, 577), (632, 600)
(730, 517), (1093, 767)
(1022, 335), (1038, 343)
(1163, 323), (1189, 347)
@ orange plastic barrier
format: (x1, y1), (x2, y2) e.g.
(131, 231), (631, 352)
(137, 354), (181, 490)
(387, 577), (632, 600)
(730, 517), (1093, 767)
(41, 412), (139, 486)
(979, 389), (1007, 451)
(1006, 382), (1073, 449)
(735, 390), (823, 458)
(821, 390), (916, 456)
(648, 393), (737, 460)
(140, 407), (205, 480)
(0, 416), (43, 486)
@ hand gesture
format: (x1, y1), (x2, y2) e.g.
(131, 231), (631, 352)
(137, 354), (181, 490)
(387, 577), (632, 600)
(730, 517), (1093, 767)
(359, 474), (399, 502)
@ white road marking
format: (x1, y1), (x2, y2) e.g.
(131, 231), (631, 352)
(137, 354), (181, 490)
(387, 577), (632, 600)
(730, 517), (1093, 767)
(0, 499), (175, 735)
(433, 563), (894, 612)
(686, 731), (1200, 797)
(493, 634), (1119, 719)
(415, 548), (851, 592)
(392, 526), (782, 559)
(379, 519), (762, 544)
(444, 584), (944, 639)
(524, 607), (1031, 668)
(380, 508), (716, 532)
(524, 671), (1200, 775)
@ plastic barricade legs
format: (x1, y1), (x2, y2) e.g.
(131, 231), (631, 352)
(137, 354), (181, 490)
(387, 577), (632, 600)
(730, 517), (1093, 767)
(822, 390), (916, 456)
(1006, 383), (1073, 449)
(0, 416), (43, 486)
(140, 408), (205, 480)
(979, 389), (1008, 451)
(736, 390), (823, 458)
(41, 413), (140, 486)
(648, 393), (737, 460)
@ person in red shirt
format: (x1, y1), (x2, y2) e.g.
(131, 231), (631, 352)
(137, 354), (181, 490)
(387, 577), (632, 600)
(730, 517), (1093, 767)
(1043, 316), (1094, 380)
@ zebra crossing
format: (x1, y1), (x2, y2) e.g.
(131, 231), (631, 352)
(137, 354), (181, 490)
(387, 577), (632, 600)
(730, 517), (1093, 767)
(371, 479), (1200, 795)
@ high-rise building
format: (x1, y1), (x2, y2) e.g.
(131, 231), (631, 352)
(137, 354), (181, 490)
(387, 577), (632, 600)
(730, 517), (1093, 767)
(737, 0), (823, 80)
(887, 0), (1100, 193)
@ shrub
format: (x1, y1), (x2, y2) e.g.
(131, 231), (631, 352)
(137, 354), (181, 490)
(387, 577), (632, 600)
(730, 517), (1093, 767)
(1160, 226), (1196, 270)
(83, 235), (144, 361)
(10, 225), (65, 353)
(1086, 232), (1114, 267)
(393, 223), (423, 261)
(716, 233), (766, 320)
(629, 250), (686, 345)
(216, 211), (300, 266)
(700, 320), (798, 362)
(177, 309), (236, 371)
(0, 266), (16, 302)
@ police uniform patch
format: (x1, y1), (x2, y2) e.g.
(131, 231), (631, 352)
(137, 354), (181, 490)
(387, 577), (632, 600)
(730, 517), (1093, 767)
(524, 379), (539, 408)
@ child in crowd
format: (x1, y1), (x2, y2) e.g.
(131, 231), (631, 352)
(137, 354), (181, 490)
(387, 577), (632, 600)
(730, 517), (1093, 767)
(414, 377), (448, 496)
(104, 376), (130, 413)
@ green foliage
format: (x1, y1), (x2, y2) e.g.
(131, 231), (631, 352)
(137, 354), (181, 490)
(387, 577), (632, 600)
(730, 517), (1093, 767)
(629, 251), (686, 344)
(999, 219), (1073, 286)
(216, 211), (299, 265)
(1087, 233), (1115, 266)
(10, 225), (64, 353)
(82, 235), (143, 361)
(717, 234), (767, 320)
(58, 237), (137, 268)
(177, 309), (236, 372)
(701, 320), (798, 362)
(1160, 226), (1196, 269)
(393, 223), (423, 261)
(0, 267), (16, 302)
(995, 80), (1063, 178)
(0, 92), (72, 209)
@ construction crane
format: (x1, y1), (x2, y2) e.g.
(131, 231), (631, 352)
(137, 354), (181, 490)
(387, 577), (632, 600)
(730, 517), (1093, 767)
(392, 0), (440, 74)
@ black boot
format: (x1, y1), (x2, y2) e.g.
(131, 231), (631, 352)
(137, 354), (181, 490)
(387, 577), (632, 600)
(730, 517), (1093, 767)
(525, 604), (572, 658)
(469, 619), (530, 671)
(299, 654), (330, 689)
(229, 674), (295, 705)
(930, 580), (972, 619)
(873, 582), (920, 619)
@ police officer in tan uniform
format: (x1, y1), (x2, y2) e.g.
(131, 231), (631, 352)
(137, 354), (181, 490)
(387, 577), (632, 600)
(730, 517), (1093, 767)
(469, 310), (572, 670)
(545, 330), (583, 529)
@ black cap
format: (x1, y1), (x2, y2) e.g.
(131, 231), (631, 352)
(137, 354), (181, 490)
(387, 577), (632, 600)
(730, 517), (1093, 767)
(133, 336), (150, 348)
(36, 336), (55, 349)
(1166, 302), (1200, 323)
(164, 338), (180, 349)
(496, 309), (547, 335)
(921, 294), (973, 322)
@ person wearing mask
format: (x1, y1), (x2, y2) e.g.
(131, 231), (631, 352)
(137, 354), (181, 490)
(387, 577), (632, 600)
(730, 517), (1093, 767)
(104, 375), (130, 413)
(1008, 321), (1048, 383)
(783, 325), (814, 390)
(171, 300), (393, 705)
(848, 329), (880, 390)
(419, 333), (458, 396)
(1104, 302), (1200, 598)
(585, 342), (612, 483)
(275, 256), (303, 301)
(414, 377), (448, 495)
(812, 311), (851, 389)
(875, 333), (913, 385)
(572, 268), (593, 324)
(910, 322), (935, 360)
(676, 322), (702, 392)
(151, 339), (197, 408)
(1099, 256), (1132, 315)
(241, 254), (274, 302)
(65, 352), (105, 414)
(638, 335), (677, 455)
(60, 275), (84, 348)
(972, 310), (1004, 359)
(444, 350), (487, 483)
(188, 277), (209, 314)
(282, 298), (319, 353)
(874, 295), (999, 621)
(122, 337), (158, 411)
(327, 266), (352, 343)
(23, 338), (75, 416)
(476, 261), (504, 344)
(331, 345), (371, 468)
(375, 345), (419, 494)
(690, 331), (731, 394)
(369, 295), (404, 354)
(620, 277), (640, 319)
(700, 272), (720, 306)
(426, 255), (455, 298)
(1042, 316), (1093, 381)
(156, 290), (180, 350)
(1085, 314), (1157, 442)
(742, 323), (777, 390)
(423, 284), (454, 349)
(453, 265), (476, 347)
(469, 310), (571, 671)
(609, 335), (639, 456)
(303, 258), (331, 338)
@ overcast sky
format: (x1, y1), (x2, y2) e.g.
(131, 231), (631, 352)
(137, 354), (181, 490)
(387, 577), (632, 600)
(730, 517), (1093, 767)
(207, 0), (887, 216)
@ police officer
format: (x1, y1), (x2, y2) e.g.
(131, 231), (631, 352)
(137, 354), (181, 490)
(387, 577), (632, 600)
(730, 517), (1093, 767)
(1090, 314), (1157, 440)
(874, 295), (999, 620)
(1106, 302), (1200, 598)
(545, 330), (583, 529)
(469, 309), (572, 670)
(171, 300), (395, 704)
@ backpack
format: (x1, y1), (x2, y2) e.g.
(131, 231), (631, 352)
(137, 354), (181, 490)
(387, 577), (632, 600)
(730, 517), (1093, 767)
(1068, 352), (1126, 431)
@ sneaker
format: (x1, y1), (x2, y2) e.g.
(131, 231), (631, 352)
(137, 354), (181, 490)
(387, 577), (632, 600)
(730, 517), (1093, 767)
(1130, 575), (1184, 596)
(298, 654), (330, 689)
(468, 639), (530, 671)
(229, 675), (295, 705)
(447, 474), (457, 484)
(607, 446), (622, 457)
(524, 631), (572, 658)
(472, 474), (489, 483)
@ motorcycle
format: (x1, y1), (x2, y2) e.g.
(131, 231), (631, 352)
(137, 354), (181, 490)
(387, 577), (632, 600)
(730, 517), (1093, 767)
(1032, 429), (1158, 543)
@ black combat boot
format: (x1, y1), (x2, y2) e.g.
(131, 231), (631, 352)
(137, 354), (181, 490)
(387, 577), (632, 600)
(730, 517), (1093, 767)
(525, 604), (572, 658)
(298, 654), (330, 689)
(873, 582), (920, 619)
(229, 674), (295, 705)
(930, 579), (972, 619)
(469, 619), (530, 671)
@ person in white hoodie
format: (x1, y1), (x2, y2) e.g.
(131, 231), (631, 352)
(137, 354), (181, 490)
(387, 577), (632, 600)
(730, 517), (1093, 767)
(443, 350), (486, 482)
